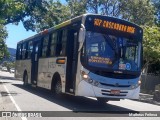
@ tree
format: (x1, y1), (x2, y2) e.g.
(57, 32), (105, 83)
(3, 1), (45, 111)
(119, 0), (155, 26)
(143, 26), (160, 72)
(100, 0), (122, 17)
(37, 0), (87, 31)
(0, 0), (50, 31)
(86, 0), (100, 14)
(0, 0), (64, 58)
(0, 24), (9, 61)
(152, 0), (160, 26)
(66, 0), (86, 18)
(36, 0), (71, 32)
(85, 0), (155, 26)
(2, 61), (15, 71)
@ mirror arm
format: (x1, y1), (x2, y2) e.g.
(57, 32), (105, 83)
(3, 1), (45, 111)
(78, 24), (86, 52)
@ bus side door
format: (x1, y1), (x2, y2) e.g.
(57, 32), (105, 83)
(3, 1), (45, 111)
(31, 40), (40, 85)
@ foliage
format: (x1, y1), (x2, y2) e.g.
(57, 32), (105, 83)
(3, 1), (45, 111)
(6, 62), (15, 71)
(0, 0), (155, 30)
(86, 0), (100, 14)
(85, 0), (155, 26)
(66, 0), (86, 18)
(35, 0), (71, 32)
(2, 61), (15, 71)
(0, 24), (9, 61)
(100, 0), (122, 16)
(152, 0), (160, 26)
(0, 0), (86, 32)
(119, 0), (155, 26)
(0, 0), (156, 30)
(0, 0), (52, 58)
(0, 0), (49, 31)
(35, 0), (87, 31)
(143, 26), (160, 70)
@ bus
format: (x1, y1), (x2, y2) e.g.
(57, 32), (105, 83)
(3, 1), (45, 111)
(15, 14), (143, 103)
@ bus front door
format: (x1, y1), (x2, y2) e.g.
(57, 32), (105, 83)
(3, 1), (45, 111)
(66, 30), (78, 93)
(31, 41), (40, 85)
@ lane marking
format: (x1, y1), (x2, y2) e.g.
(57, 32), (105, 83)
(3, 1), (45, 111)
(1, 80), (27, 120)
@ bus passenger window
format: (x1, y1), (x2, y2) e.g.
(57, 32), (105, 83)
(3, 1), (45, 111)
(50, 32), (57, 56)
(56, 31), (62, 56)
(27, 41), (33, 59)
(42, 35), (49, 57)
(22, 43), (27, 59)
(16, 44), (22, 60)
(61, 30), (67, 56)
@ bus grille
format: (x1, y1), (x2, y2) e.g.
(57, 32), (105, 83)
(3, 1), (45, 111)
(100, 82), (130, 88)
(101, 90), (128, 97)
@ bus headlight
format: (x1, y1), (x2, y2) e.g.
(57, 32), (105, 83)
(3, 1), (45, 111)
(138, 77), (142, 86)
(80, 70), (90, 80)
(131, 79), (141, 89)
(83, 74), (89, 79)
(138, 80), (141, 86)
(80, 70), (98, 85)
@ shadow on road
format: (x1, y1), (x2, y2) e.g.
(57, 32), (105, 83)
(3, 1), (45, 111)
(0, 91), (18, 96)
(0, 76), (17, 80)
(12, 84), (138, 115)
(0, 81), (11, 84)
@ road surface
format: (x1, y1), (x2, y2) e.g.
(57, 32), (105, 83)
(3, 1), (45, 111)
(0, 71), (160, 120)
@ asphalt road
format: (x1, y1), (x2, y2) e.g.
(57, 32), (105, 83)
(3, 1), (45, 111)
(0, 71), (160, 120)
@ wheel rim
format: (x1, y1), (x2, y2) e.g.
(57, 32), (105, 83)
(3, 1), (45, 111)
(55, 81), (62, 94)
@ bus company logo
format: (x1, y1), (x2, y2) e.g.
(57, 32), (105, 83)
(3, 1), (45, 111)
(2, 112), (11, 117)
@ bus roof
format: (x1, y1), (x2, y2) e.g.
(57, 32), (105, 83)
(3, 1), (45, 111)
(17, 13), (142, 45)
(17, 14), (84, 44)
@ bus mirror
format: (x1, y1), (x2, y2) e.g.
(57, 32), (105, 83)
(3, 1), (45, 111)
(78, 28), (85, 43)
(79, 24), (86, 43)
(78, 24), (86, 52)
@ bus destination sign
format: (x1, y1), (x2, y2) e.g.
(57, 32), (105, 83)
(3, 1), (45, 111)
(94, 18), (135, 34)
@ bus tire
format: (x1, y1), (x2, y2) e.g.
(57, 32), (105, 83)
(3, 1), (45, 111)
(97, 98), (108, 104)
(23, 72), (28, 86)
(52, 77), (62, 97)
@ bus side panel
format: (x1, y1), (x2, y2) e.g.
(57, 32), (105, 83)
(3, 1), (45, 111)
(15, 60), (31, 84)
(37, 57), (67, 93)
(15, 60), (22, 79)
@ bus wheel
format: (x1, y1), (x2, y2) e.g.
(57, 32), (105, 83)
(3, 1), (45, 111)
(23, 73), (28, 85)
(54, 80), (62, 97)
(97, 98), (108, 104)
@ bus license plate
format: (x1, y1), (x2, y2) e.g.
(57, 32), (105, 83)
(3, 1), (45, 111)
(111, 90), (120, 95)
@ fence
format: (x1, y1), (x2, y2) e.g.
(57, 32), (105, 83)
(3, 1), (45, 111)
(141, 74), (160, 92)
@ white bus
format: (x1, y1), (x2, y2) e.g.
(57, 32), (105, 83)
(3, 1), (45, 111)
(15, 14), (143, 103)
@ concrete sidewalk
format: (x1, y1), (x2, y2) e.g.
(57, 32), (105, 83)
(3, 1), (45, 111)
(137, 93), (160, 106)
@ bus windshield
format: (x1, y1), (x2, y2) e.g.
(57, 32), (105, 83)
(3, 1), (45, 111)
(84, 31), (141, 72)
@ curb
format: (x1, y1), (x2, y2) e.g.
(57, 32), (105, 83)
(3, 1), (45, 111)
(133, 93), (160, 106)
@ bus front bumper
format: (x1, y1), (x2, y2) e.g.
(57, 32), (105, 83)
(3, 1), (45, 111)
(77, 80), (140, 99)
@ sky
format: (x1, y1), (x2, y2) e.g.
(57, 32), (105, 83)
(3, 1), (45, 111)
(6, 22), (36, 49)
(6, 0), (67, 49)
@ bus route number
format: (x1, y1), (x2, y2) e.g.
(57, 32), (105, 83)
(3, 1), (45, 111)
(94, 18), (135, 34)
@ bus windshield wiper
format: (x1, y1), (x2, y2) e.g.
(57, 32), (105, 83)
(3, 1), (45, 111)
(103, 34), (120, 59)
(103, 35), (115, 50)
